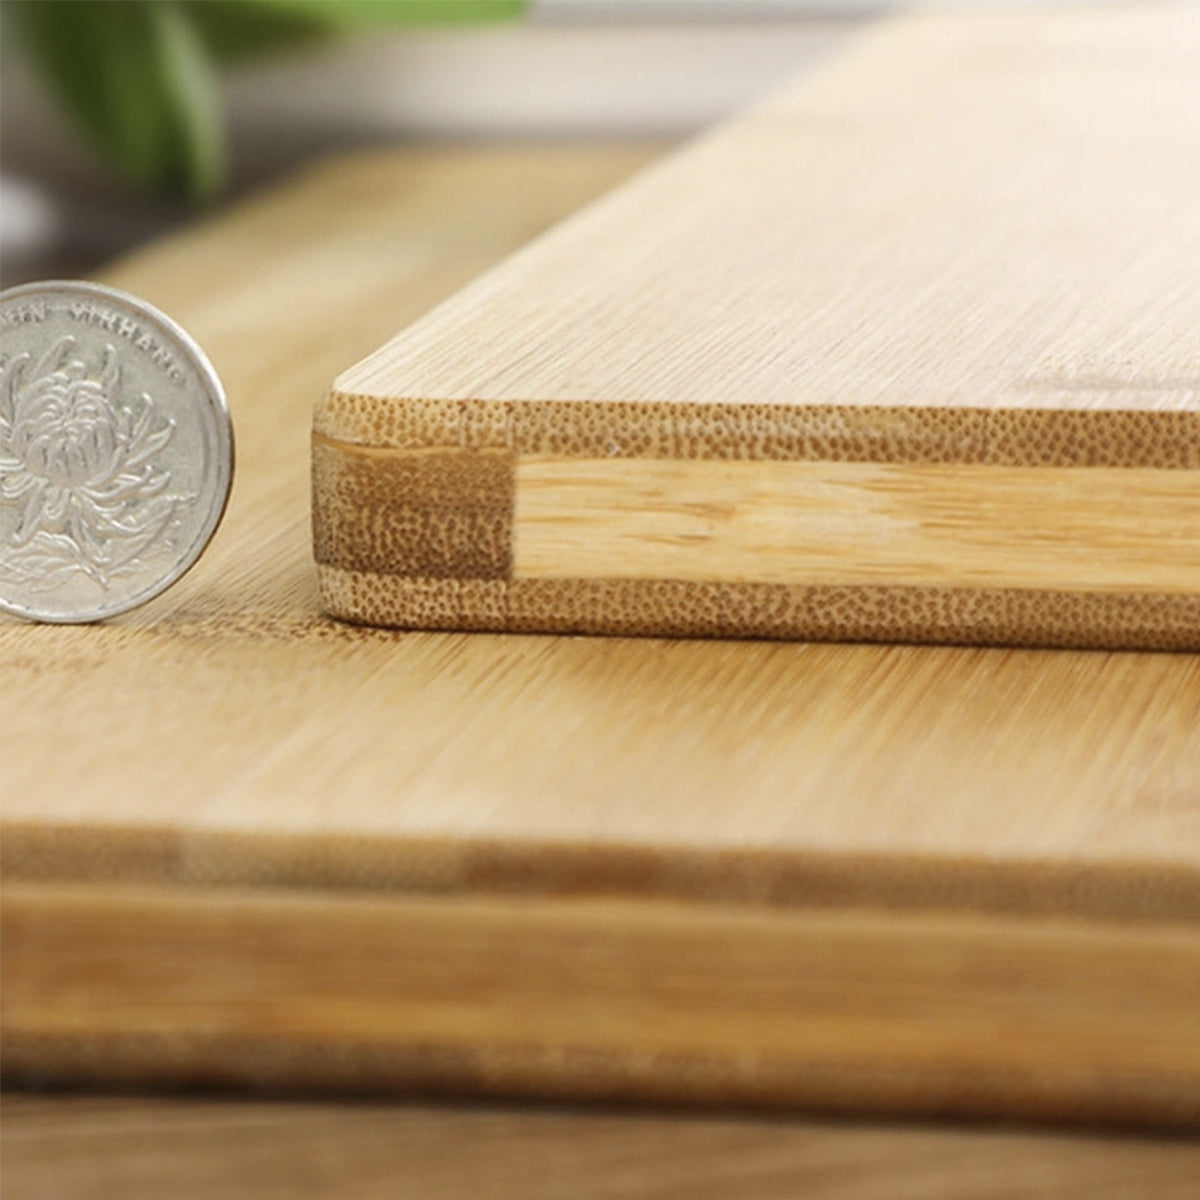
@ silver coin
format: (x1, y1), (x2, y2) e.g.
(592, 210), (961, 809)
(0, 280), (233, 622)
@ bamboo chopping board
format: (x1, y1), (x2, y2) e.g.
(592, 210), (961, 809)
(314, 7), (1200, 650)
(3, 10), (1200, 1129)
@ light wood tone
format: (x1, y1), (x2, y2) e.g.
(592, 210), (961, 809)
(513, 459), (1200, 592)
(5, 1095), (1200, 1200)
(315, 6), (1200, 649)
(2, 135), (1200, 1124)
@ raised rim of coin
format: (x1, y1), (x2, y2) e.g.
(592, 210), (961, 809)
(0, 279), (234, 623)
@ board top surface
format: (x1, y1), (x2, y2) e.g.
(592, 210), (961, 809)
(326, 6), (1200, 449)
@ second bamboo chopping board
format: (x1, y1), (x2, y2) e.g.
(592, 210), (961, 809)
(314, 7), (1200, 650)
(5, 7), (1200, 1132)
(4, 127), (1200, 1129)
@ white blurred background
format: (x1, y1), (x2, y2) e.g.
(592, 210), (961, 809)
(0, 0), (1100, 282)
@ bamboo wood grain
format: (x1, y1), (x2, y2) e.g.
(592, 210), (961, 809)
(2, 105), (1199, 1122)
(314, 6), (1200, 649)
(512, 459), (1200, 593)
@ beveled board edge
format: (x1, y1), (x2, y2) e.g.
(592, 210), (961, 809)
(6, 820), (1200, 924)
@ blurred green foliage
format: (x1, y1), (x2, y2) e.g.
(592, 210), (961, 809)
(4, 0), (527, 203)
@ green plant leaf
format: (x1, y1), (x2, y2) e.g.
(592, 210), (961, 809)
(3, 0), (527, 201)
(180, 0), (334, 64)
(6, 0), (223, 204)
(181, 0), (527, 65)
(248, 0), (527, 27)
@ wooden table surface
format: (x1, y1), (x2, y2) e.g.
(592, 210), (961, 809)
(4, 1093), (1200, 1200)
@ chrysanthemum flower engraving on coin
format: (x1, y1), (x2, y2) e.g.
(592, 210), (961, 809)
(0, 336), (187, 592)
(0, 281), (232, 623)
